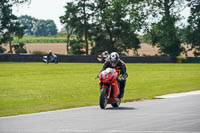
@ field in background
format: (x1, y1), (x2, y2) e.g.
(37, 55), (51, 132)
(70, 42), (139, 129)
(2, 43), (194, 56)
(1, 36), (194, 56)
(0, 63), (200, 117)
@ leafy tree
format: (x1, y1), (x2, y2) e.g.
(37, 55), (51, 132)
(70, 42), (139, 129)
(91, 0), (144, 55)
(0, 45), (6, 53)
(60, 0), (95, 55)
(58, 26), (75, 54)
(13, 42), (27, 53)
(11, 0), (30, 3)
(146, 0), (185, 56)
(18, 16), (57, 37)
(61, 0), (146, 56)
(77, 0), (92, 55)
(184, 0), (200, 56)
(33, 19), (57, 36)
(69, 39), (85, 55)
(60, 3), (78, 54)
(0, 0), (25, 53)
(46, 20), (57, 36)
(18, 15), (38, 35)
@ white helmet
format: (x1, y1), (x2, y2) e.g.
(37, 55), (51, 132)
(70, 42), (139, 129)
(103, 51), (109, 55)
(109, 52), (119, 67)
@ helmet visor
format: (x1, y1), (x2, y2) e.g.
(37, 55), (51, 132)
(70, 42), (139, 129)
(110, 59), (118, 67)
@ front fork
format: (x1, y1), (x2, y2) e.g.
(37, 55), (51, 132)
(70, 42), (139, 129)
(99, 82), (120, 98)
(100, 83), (111, 98)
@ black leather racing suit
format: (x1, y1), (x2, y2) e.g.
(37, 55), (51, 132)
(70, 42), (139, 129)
(99, 59), (128, 98)
(47, 52), (53, 63)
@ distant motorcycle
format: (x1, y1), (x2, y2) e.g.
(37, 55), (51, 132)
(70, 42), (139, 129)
(43, 54), (58, 64)
(97, 51), (109, 63)
(98, 68), (121, 109)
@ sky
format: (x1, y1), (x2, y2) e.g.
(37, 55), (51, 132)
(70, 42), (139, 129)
(12, 0), (191, 32)
(13, 0), (72, 32)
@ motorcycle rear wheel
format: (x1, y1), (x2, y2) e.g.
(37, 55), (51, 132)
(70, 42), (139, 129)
(99, 87), (108, 109)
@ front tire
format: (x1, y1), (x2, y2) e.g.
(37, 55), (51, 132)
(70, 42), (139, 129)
(111, 99), (121, 108)
(99, 87), (108, 109)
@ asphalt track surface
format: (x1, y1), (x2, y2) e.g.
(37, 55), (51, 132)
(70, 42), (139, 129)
(0, 93), (200, 133)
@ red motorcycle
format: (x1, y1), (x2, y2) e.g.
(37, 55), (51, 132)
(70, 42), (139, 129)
(98, 68), (121, 109)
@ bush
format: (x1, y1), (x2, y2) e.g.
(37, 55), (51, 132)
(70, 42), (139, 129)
(176, 56), (186, 63)
(0, 46), (6, 53)
(182, 57), (200, 63)
(69, 40), (85, 55)
(31, 51), (47, 55)
(13, 43), (27, 54)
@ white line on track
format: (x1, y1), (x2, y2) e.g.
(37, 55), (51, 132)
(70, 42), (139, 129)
(156, 90), (200, 99)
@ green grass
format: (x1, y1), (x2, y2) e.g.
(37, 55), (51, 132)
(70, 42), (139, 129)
(13, 36), (68, 43)
(0, 63), (200, 117)
(13, 36), (93, 44)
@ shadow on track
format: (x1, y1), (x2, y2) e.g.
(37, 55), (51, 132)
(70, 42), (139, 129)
(106, 107), (136, 110)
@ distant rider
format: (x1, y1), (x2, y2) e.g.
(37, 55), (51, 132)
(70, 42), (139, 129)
(47, 50), (53, 63)
(97, 51), (110, 63)
(99, 52), (128, 99)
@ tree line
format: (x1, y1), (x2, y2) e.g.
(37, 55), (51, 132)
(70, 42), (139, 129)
(18, 15), (57, 36)
(0, 0), (57, 53)
(59, 0), (200, 56)
(0, 0), (200, 56)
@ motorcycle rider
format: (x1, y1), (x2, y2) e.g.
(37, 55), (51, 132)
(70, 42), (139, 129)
(47, 50), (53, 63)
(97, 51), (110, 63)
(99, 52), (128, 99)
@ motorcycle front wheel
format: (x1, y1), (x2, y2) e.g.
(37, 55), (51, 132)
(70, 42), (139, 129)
(111, 99), (121, 108)
(99, 87), (108, 109)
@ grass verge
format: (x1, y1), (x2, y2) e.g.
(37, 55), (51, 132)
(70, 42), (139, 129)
(0, 63), (200, 117)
